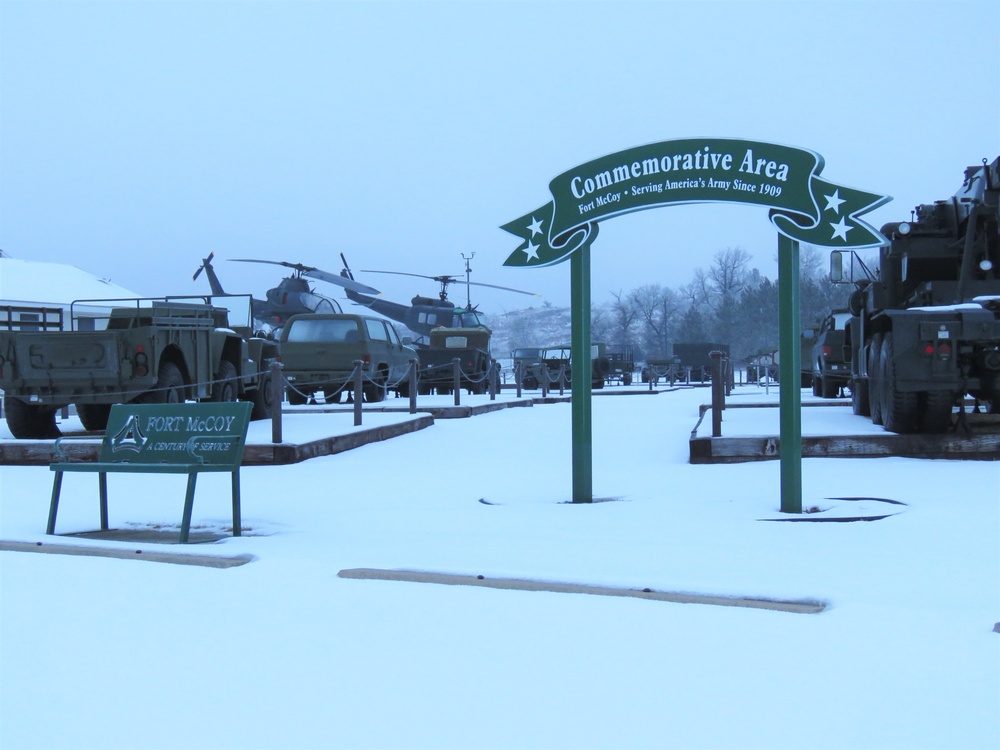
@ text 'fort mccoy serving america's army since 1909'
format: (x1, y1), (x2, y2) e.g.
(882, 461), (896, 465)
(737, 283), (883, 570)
(573, 146), (790, 216)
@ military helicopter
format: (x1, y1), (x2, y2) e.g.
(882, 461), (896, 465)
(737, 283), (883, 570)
(193, 253), (380, 332)
(339, 252), (538, 341)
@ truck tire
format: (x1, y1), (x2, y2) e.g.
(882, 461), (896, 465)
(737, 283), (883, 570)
(363, 370), (386, 402)
(211, 360), (238, 403)
(250, 369), (276, 419)
(821, 376), (839, 399)
(851, 378), (870, 416)
(880, 332), (919, 433)
(812, 377), (823, 397)
(286, 385), (308, 406)
(868, 333), (884, 425)
(623, 372), (632, 386)
(3, 395), (60, 439)
(138, 361), (184, 404)
(77, 403), (112, 432)
(921, 390), (954, 433)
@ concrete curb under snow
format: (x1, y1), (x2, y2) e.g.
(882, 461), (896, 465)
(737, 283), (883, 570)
(337, 568), (827, 614)
(0, 539), (255, 568)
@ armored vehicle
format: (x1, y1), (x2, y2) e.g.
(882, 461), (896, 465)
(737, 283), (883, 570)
(415, 327), (494, 395)
(834, 156), (1000, 433)
(811, 309), (852, 398)
(525, 344), (610, 390)
(0, 295), (279, 438)
(278, 314), (417, 403)
(605, 344), (636, 385)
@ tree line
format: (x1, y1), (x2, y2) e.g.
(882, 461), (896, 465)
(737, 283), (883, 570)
(586, 246), (854, 362)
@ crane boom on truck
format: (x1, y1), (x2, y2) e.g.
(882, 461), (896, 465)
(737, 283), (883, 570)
(832, 156), (1000, 433)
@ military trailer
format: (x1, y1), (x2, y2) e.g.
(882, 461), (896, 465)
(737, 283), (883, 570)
(0, 295), (279, 438)
(672, 342), (729, 382)
(416, 327), (494, 395)
(835, 156), (1000, 433)
(278, 313), (416, 403)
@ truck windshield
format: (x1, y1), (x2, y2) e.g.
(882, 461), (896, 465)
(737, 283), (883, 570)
(286, 318), (360, 343)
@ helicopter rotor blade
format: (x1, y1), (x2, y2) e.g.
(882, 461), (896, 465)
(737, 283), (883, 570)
(302, 268), (380, 295)
(359, 269), (453, 283)
(230, 258), (380, 295)
(461, 280), (540, 296)
(192, 251), (214, 282)
(360, 268), (538, 297)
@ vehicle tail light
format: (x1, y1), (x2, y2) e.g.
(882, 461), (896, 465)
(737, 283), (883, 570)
(821, 345), (831, 357)
(936, 342), (952, 361)
(133, 347), (149, 377)
(362, 354), (371, 366)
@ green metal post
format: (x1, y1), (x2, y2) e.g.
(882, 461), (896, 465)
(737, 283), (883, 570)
(778, 234), (802, 513)
(570, 245), (593, 503)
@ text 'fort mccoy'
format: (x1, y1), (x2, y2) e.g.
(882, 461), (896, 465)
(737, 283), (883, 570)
(571, 146), (789, 216)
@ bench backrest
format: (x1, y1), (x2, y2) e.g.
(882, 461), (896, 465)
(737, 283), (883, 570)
(99, 402), (252, 467)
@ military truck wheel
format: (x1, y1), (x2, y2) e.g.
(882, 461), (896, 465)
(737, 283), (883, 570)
(286, 386), (308, 406)
(852, 378), (870, 416)
(139, 361), (184, 404)
(523, 375), (538, 390)
(77, 403), (112, 431)
(868, 334), (884, 425)
(3, 396), (61, 439)
(821, 376), (839, 399)
(623, 372), (632, 386)
(363, 371), (386, 402)
(921, 390), (954, 433)
(880, 333), (919, 433)
(812, 377), (823, 397)
(211, 360), (238, 403)
(249, 370), (276, 419)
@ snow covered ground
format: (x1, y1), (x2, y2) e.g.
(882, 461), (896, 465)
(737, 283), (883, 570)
(1, 386), (998, 750)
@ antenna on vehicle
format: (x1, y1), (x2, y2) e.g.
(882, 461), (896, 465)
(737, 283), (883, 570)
(461, 252), (475, 308)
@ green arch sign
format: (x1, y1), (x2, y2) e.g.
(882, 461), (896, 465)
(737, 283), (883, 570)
(502, 138), (890, 267)
(501, 137), (891, 510)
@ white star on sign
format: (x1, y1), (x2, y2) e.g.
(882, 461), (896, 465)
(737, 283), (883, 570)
(522, 240), (540, 261)
(527, 216), (544, 237)
(824, 189), (846, 215)
(830, 216), (852, 241)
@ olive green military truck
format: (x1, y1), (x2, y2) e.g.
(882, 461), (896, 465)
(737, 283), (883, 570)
(278, 313), (417, 403)
(0, 295), (279, 438)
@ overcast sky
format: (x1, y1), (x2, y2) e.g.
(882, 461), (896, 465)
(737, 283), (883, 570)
(1, 0), (997, 313)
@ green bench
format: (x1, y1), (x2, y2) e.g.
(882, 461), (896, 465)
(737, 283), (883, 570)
(48, 402), (252, 543)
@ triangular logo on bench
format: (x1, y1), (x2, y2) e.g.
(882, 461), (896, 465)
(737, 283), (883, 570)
(110, 415), (148, 454)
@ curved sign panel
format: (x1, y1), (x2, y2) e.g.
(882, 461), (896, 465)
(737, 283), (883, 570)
(502, 137), (890, 267)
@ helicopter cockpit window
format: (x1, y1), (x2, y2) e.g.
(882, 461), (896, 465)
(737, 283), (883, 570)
(457, 311), (487, 327)
(365, 319), (389, 342)
(285, 318), (359, 343)
(418, 312), (436, 326)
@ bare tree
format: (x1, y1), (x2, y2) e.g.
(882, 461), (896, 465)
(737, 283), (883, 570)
(608, 290), (638, 347)
(628, 283), (680, 358)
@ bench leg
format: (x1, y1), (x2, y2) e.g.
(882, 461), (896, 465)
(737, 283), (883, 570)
(231, 470), (242, 538)
(180, 473), (197, 544)
(99, 472), (109, 530)
(47, 473), (64, 535)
